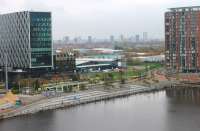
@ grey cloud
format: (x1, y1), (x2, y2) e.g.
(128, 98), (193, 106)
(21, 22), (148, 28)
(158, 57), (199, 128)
(0, 0), (199, 40)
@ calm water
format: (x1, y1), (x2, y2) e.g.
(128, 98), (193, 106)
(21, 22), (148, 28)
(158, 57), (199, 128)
(1, 88), (200, 131)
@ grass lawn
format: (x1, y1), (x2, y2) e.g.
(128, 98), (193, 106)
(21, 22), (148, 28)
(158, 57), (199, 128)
(85, 62), (163, 82)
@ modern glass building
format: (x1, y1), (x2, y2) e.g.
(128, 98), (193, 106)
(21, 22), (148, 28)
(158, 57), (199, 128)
(0, 11), (53, 69)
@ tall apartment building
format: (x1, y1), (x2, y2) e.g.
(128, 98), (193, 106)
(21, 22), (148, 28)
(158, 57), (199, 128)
(110, 35), (114, 43)
(143, 32), (148, 42)
(165, 6), (200, 73)
(135, 34), (140, 42)
(0, 11), (53, 69)
(88, 36), (92, 43)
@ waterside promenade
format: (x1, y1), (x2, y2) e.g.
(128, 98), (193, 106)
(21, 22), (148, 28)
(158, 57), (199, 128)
(0, 84), (166, 120)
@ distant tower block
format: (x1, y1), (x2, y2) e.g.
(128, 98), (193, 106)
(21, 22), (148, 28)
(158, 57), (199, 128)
(64, 36), (69, 44)
(88, 36), (92, 43)
(135, 34), (140, 42)
(74, 37), (78, 44)
(120, 35), (124, 42)
(110, 35), (114, 43)
(143, 32), (148, 41)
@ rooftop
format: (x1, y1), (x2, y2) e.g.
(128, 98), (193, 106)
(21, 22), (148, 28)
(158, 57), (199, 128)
(0, 11), (51, 16)
(169, 6), (200, 12)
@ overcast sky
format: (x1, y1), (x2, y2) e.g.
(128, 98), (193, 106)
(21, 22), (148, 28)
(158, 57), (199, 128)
(0, 0), (199, 40)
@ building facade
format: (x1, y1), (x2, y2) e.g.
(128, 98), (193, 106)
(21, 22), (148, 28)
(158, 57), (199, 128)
(165, 6), (200, 72)
(0, 11), (53, 69)
(143, 32), (148, 42)
(135, 35), (140, 43)
(54, 49), (76, 73)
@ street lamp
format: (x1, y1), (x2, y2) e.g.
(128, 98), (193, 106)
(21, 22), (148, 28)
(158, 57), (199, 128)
(5, 53), (8, 91)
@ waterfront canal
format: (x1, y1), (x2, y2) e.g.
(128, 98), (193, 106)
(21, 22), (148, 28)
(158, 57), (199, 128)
(1, 88), (200, 131)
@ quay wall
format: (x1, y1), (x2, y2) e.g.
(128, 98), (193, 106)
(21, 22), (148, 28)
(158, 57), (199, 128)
(0, 86), (166, 120)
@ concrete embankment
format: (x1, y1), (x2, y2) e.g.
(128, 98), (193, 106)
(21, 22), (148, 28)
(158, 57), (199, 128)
(0, 85), (166, 120)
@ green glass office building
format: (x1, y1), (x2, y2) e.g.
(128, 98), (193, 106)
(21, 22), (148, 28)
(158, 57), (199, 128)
(0, 11), (53, 69)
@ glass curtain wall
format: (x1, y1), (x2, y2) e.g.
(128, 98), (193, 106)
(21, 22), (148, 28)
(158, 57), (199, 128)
(30, 12), (52, 67)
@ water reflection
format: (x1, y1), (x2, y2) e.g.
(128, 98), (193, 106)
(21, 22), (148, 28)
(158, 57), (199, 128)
(166, 88), (200, 105)
(165, 88), (200, 131)
(0, 111), (55, 131)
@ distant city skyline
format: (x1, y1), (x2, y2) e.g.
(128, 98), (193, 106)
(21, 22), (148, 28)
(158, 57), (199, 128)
(55, 33), (162, 45)
(0, 0), (199, 40)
